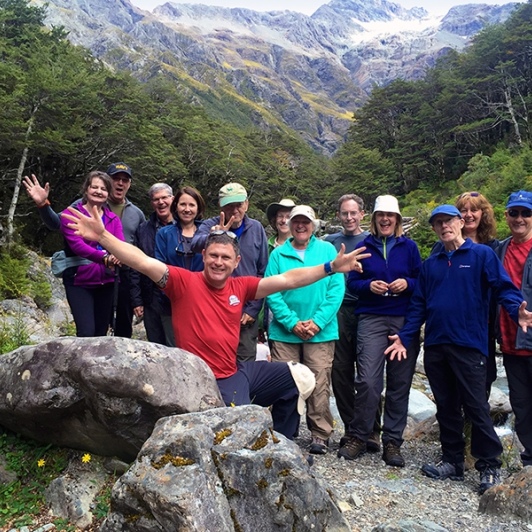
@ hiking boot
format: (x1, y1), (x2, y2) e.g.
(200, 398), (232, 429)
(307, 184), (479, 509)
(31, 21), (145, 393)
(421, 461), (464, 481)
(309, 437), (329, 455)
(337, 436), (366, 460)
(479, 467), (501, 494)
(340, 432), (380, 452)
(382, 441), (405, 467)
(339, 434), (350, 448)
(367, 431), (381, 453)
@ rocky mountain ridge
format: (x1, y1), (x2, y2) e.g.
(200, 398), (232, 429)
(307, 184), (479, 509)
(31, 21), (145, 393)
(34, 0), (521, 152)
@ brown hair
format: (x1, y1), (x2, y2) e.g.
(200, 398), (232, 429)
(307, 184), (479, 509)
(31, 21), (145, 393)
(81, 171), (112, 202)
(455, 192), (497, 244)
(171, 186), (206, 221)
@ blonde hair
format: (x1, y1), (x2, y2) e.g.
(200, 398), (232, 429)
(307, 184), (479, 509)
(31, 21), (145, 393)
(370, 211), (403, 237)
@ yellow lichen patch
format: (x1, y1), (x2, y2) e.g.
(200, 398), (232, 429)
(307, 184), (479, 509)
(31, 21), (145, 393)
(256, 478), (269, 490)
(277, 469), (291, 477)
(264, 457), (273, 469)
(151, 453), (195, 469)
(214, 428), (233, 445)
(251, 430), (269, 451)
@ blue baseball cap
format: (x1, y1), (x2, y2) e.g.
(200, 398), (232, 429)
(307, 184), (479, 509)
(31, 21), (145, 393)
(429, 205), (462, 225)
(506, 190), (532, 209)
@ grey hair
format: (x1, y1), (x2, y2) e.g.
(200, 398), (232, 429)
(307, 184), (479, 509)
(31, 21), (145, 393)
(337, 194), (364, 212)
(149, 183), (173, 200)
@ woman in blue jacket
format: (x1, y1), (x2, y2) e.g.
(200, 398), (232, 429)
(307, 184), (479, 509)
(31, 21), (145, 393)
(155, 186), (205, 345)
(338, 195), (421, 468)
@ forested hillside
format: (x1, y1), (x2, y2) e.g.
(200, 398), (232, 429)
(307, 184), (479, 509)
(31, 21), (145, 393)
(333, 2), (532, 226)
(0, 0), (531, 256)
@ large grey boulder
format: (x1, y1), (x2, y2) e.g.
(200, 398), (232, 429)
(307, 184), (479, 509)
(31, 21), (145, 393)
(0, 337), (224, 460)
(101, 405), (350, 532)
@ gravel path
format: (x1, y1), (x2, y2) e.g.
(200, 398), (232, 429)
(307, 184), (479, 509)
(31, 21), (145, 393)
(296, 428), (532, 532)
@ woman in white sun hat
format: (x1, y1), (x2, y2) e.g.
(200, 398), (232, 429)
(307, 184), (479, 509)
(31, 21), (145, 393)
(338, 195), (422, 468)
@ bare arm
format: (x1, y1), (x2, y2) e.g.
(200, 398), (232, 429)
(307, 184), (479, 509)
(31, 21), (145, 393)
(255, 245), (370, 299)
(63, 205), (167, 284)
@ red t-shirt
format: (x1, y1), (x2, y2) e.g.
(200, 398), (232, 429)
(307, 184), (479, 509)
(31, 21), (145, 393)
(500, 237), (532, 355)
(164, 267), (260, 378)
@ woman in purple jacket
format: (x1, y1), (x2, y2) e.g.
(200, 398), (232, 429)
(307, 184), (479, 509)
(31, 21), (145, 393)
(60, 171), (124, 337)
(338, 195), (422, 468)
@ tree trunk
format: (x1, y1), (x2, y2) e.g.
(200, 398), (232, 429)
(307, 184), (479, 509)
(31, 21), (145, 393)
(6, 110), (37, 245)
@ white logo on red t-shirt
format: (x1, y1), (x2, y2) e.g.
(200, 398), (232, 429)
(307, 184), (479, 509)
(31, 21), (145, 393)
(229, 295), (241, 306)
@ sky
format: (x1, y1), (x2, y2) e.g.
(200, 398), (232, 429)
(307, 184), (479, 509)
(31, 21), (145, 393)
(131, 0), (524, 17)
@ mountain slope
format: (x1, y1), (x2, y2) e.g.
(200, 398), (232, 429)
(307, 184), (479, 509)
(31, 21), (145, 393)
(34, 0), (520, 153)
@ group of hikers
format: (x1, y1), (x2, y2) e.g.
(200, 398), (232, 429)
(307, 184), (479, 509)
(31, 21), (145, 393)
(23, 166), (532, 496)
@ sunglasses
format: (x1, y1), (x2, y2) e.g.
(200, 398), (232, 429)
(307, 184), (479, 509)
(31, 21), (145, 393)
(210, 230), (238, 240)
(508, 209), (532, 218)
(459, 191), (480, 199)
(111, 176), (131, 183)
(175, 248), (195, 257)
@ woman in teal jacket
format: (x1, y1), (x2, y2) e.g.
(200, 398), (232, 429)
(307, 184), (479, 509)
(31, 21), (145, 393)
(265, 205), (344, 455)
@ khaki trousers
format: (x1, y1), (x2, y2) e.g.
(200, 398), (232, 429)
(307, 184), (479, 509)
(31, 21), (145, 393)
(271, 341), (335, 440)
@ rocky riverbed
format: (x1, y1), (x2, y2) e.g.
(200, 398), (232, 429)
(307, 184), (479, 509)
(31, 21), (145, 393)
(296, 423), (531, 532)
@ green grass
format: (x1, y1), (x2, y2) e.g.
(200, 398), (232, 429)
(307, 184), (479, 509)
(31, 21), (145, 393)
(0, 431), (117, 530)
(0, 432), (69, 528)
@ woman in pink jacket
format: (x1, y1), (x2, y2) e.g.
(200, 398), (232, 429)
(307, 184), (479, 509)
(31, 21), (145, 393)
(60, 171), (125, 336)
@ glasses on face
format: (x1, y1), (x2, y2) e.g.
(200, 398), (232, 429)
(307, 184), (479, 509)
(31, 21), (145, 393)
(508, 208), (532, 218)
(432, 217), (459, 228)
(276, 213), (290, 221)
(152, 195), (172, 203)
(111, 176), (131, 184)
(340, 211), (360, 218)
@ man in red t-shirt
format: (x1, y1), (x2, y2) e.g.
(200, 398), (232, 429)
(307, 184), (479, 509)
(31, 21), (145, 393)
(63, 205), (369, 441)
(497, 190), (532, 468)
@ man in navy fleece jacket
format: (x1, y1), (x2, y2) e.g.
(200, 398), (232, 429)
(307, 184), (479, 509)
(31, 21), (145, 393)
(385, 204), (532, 495)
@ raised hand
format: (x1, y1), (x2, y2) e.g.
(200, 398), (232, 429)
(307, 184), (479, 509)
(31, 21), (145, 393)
(63, 205), (105, 242)
(210, 211), (236, 232)
(331, 244), (371, 274)
(22, 174), (50, 207)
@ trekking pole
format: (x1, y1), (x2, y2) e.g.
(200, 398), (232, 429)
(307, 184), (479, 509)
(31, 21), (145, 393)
(109, 266), (120, 336)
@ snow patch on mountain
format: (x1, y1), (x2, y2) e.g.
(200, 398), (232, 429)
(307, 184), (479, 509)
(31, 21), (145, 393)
(349, 13), (444, 44)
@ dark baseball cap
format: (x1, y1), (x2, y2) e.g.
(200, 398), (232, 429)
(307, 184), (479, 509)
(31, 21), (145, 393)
(106, 162), (132, 179)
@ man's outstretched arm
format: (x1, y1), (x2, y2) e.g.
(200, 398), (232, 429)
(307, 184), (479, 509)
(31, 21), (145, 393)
(255, 244), (370, 299)
(63, 205), (167, 284)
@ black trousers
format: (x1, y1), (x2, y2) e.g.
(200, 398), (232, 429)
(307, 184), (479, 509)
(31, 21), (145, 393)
(424, 344), (502, 470)
(112, 268), (133, 338)
(503, 353), (532, 466)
